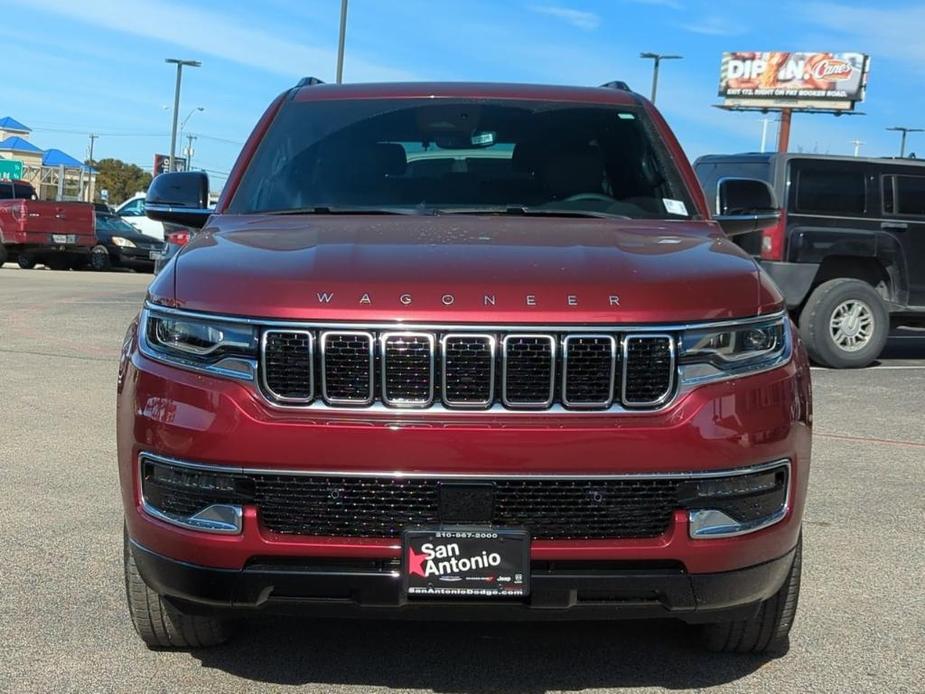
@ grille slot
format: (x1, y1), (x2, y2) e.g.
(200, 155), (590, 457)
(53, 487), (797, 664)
(320, 331), (374, 405)
(252, 474), (680, 539)
(562, 335), (617, 408)
(442, 334), (495, 408)
(380, 332), (434, 407)
(262, 330), (314, 402)
(502, 334), (556, 408)
(623, 335), (675, 406)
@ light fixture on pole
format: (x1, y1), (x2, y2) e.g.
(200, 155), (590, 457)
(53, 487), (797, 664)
(165, 58), (201, 172)
(639, 52), (682, 104)
(886, 126), (923, 158)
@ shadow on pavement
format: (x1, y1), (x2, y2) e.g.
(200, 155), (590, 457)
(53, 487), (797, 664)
(193, 616), (771, 691)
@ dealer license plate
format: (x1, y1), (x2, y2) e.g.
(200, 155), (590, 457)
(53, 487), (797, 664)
(403, 528), (529, 597)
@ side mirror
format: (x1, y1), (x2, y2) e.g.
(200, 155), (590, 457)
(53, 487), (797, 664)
(714, 177), (780, 236)
(145, 171), (212, 229)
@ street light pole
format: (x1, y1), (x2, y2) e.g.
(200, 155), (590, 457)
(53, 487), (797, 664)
(639, 52), (682, 104)
(336, 0), (349, 84)
(165, 58), (201, 172)
(887, 126), (924, 158)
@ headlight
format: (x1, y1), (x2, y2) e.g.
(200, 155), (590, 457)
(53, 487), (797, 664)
(111, 236), (136, 248)
(140, 308), (258, 379)
(678, 315), (791, 385)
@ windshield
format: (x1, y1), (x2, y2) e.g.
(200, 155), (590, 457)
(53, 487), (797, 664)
(96, 213), (139, 233)
(228, 98), (694, 220)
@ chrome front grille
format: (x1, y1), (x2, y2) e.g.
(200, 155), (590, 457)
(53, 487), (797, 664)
(261, 327), (676, 412)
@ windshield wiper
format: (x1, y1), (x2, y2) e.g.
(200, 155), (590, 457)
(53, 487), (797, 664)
(265, 206), (426, 216)
(436, 207), (632, 220)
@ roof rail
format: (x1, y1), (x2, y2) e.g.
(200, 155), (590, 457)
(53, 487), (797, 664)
(295, 76), (325, 88)
(600, 81), (632, 92)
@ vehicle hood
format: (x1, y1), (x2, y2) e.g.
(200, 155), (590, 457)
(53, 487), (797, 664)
(155, 215), (782, 323)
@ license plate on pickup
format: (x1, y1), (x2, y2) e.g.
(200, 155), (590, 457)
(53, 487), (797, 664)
(403, 528), (529, 597)
(51, 234), (75, 244)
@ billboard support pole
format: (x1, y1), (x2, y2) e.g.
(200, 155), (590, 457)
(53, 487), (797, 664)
(777, 109), (792, 153)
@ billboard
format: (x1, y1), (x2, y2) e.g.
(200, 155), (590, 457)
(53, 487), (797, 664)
(153, 154), (187, 176)
(719, 52), (870, 110)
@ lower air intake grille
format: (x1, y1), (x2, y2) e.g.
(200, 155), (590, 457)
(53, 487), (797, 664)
(251, 475), (681, 539)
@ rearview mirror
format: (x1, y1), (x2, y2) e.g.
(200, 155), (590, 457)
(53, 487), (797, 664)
(713, 177), (780, 237)
(145, 171), (212, 229)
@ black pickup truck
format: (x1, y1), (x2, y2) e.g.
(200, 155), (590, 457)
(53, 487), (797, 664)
(696, 153), (925, 368)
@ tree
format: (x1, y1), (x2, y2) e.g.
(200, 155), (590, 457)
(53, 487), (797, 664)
(91, 158), (152, 205)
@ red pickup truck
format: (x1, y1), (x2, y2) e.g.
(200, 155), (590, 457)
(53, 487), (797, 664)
(0, 180), (95, 269)
(119, 80), (811, 655)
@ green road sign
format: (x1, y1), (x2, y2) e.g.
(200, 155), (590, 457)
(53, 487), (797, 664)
(0, 159), (24, 180)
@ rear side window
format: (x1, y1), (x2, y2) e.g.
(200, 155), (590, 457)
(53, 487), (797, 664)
(883, 175), (925, 216)
(794, 168), (866, 215)
(0, 182), (36, 199)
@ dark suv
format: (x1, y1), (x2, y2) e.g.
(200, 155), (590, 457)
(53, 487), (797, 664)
(118, 80), (811, 654)
(696, 153), (925, 368)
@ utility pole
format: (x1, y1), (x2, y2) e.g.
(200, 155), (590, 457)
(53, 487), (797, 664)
(777, 109), (793, 153)
(86, 133), (98, 203)
(639, 52), (682, 104)
(886, 126), (924, 158)
(87, 133), (98, 167)
(165, 58), (202, 172)
(336, 0), (349, 83)
(185, 134), (197, 169)
(850, 139), (864, 157)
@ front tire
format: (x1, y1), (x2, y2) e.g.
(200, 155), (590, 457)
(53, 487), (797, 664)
(123, 529), (231, 649)
(798, 278), (889, 368)
(17, 254), (36, 269)
(700, 535), (802, 655)
(89, 245), (112, 271)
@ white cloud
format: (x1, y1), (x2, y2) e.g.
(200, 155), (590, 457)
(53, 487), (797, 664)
(680, 15), (746, 36)
(25, 0), (416, 82)
(529, 4), (601, 30)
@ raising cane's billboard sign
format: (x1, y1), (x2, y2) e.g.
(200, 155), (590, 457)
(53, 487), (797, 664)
(719, 52), (870, 111)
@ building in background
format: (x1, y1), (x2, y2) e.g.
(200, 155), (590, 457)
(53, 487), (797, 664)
(0, 116), (96, 200)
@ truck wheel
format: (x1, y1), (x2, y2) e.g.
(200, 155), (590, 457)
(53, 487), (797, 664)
(17, 254), (36, 269)
(798, 278), (889, 368)
(0, 245), (7, 265)
(123, 529), (232, 649)
(700, 535), (802, 655)
(90, 245), (111, 271)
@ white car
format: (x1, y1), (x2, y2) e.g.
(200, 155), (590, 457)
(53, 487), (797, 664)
(114, 193), (165, 241)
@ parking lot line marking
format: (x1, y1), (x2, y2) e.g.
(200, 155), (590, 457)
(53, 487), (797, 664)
(816, 432), (925, 449)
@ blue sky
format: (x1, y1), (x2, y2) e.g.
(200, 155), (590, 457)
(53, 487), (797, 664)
(4, 0), (924, 194)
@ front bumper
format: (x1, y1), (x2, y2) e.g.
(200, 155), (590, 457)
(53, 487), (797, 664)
(118, 321), (812, 578)
(130, 539), (797, 622)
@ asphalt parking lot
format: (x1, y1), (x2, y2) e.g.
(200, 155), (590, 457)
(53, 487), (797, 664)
(1, 266), (923, 693)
